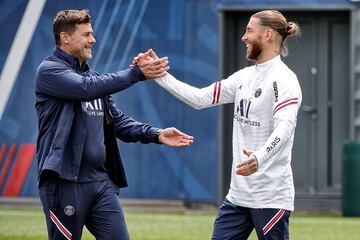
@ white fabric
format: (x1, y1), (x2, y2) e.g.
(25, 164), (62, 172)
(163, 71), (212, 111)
(155, 55), (302, 211)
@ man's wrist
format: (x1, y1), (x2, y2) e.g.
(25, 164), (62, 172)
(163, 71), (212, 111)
(251, 153), (260, 167)
(155, 128), (163, 144)
(130, 64), (146, 81)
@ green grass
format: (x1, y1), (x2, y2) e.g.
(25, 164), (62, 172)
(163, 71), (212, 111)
(0, 208), (360, 239)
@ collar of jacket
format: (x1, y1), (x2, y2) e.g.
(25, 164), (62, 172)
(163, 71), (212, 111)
(53, 47), (89, 71)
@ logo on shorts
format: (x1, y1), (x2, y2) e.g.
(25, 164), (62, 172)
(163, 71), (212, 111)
(64, 205), (75, 216)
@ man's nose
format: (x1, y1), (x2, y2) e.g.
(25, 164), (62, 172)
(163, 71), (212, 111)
(90, 35), (96, 44)
(241, 34), (246, 42)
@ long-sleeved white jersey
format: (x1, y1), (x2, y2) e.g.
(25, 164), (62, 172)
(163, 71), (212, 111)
(155, 55), (302, 211)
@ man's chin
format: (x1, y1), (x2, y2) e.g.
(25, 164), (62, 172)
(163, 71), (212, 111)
(246, 54), (256, 61)
(84, 49), (92, 59)
(83, 53), (92, 61)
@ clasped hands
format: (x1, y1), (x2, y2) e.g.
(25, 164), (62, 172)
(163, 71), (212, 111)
(132, 49), (168, 79)
(131, 50), (193, 147)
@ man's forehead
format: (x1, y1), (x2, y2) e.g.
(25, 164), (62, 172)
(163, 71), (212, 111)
(247, 17), (261, 29)
(74, 23), (93, 32)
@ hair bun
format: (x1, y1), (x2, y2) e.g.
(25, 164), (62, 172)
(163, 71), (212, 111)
(286, 22), (300, 36)
(286, 22), (292, 31)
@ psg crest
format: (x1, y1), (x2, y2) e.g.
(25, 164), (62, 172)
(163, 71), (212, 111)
(64, 205), (75, 216)
(255, 88), (262, 98)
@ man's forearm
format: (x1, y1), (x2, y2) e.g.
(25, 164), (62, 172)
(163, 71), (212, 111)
(36, 65), (145, 101)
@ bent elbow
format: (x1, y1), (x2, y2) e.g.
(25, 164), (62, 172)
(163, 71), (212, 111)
(193, 105), (205, 110)
(189, 103), (207, 110)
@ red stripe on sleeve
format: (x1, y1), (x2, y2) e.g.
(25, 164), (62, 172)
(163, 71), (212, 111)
(216, 81), (222, 103)
(0, 144), (7, 165)
(0, 144), (16, 189)
(274, 98), (298, 112)
(3, 144), (36, 196)
(273, 101), (298, 115)
(212, 82), (218, 104)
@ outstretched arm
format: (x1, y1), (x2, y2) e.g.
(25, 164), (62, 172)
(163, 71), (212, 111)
(135, 49), (238, 110)
(36, 52), (168, 101)
(36, 64), (146, 101)
(155, 74), (221, 110)
(108, 96), (193, 147)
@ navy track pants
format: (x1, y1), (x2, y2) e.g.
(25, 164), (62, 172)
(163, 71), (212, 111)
(39, 177), (129, 240)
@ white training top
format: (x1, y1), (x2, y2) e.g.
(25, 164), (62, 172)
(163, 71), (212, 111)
(155, 55), (302, 211)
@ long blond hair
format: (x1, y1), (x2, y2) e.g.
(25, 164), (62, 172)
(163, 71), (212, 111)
(252, 10), (300, 56)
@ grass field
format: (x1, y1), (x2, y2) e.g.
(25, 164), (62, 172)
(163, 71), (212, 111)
(0, 208), (360, 240)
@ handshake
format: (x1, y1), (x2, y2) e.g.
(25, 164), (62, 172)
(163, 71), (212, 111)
(131, 49), (169, 79)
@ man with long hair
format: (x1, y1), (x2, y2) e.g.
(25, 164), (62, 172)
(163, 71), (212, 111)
(137, 10), (302, 240)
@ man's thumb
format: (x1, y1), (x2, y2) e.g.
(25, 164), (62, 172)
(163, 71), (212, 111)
(149, 49), (159, 59)
(243, 149), (253, 156)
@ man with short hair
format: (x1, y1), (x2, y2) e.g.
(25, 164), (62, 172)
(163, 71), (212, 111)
(138, 9), (302, 240)
(35, 9), (193, 240)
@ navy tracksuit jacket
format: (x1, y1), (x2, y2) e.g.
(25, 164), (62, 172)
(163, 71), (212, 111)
(35, 47), (163, 239)
(35, 47), (160, 187)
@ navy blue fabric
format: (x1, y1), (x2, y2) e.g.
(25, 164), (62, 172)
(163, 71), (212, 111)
(35, 47), (160, 187)
(39, 177), (129, 240)
(78, 99), (108, 182)
(36, 48), (146, 101)
(0, 0), (220, 200)
(212, 198), (290, 240)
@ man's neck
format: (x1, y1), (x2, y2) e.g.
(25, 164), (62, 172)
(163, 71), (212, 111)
(58, 45), (72, 56)
(58, 45), (84, 64)
(256, 47), (279, 64)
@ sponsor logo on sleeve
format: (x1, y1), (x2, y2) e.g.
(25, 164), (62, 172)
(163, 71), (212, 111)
(266, 136), (281, 152)
(273, 82), (279, 102)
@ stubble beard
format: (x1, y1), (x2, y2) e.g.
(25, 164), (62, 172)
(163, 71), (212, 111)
(77, 47), (92, 64)
(83, 47), (92, 61)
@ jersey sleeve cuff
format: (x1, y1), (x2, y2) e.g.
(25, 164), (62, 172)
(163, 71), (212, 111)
(252, 150), (265, 167)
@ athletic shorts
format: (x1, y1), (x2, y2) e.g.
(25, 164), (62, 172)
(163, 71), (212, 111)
(212, 198), (290, 240)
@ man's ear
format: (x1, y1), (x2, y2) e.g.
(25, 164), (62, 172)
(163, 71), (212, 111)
(264, 28), (274, 43)
(60, 32), (70, 45)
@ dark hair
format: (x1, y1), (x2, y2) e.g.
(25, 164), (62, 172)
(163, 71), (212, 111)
(252, 10), (300, 56)
(53, 9), (92, 46)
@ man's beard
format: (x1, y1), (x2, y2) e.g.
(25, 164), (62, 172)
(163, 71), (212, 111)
(247, 39), (263, 61)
